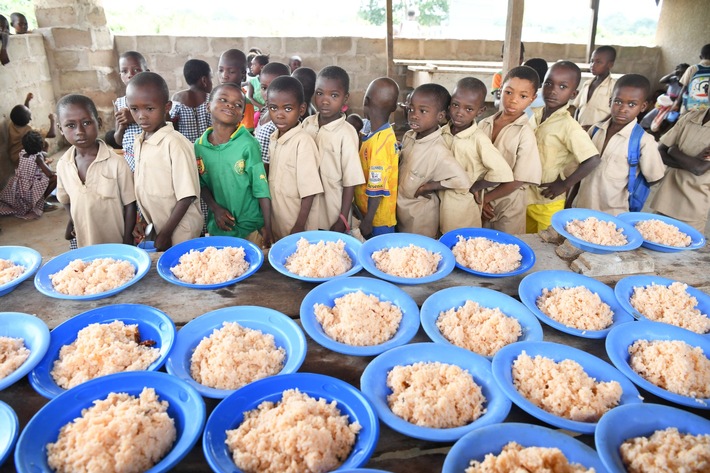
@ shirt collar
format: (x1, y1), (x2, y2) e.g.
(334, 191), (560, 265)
(412, 126), (443, 143)
(140, 122), (174, 145)
(364, 122), (392, 141)
(442, 121), (478, 139)
(275, 124), (303, 144)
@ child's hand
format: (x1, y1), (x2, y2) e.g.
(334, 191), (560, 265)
(329, 218), (347, 233)
(290, 223), (305, 235)
(48, 113), (55, 122)
(115, 108), (134, 127)
(359, 220), (373, 239)
(260, 227), (273, 249)
(539, 177), (567, 199)
(695, 146), (710, 161)
(482, 202), (495, 221)
(65, 220), (75, 240)
(132, 220), (147, 241)
(414, 181), (435, 198)
(154, 232), (172, 252)
(213, 206), (236, 231)
(26, 92), (33, 103)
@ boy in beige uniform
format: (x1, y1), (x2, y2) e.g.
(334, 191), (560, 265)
(651, 108), (710, 232)
(573, 46), (617, 128)
(267, 76), (324, 240)
(129, 72), (203, 250)
(397, 83), (470, 238)
(302, 66), (365, 232)
(479, 66), (542, 235)
(574, 75), (665, 215)
(440, 77), (513, 234)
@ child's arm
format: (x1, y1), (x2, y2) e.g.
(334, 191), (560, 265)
(258, 197), (273, 247)
(415, 181), (445, 198)
(201, 187), (235, 231)
(24, 92), (33, 107)
(246, 83), (255, 102)
(34, 155), (55, 178)
(482, 180), (523, 208)
(359, 197), (382, 238)
(330, 185), (356, 233)
(63, 204), (75, 240)
(45, 113), (56, 139)
(114, 106), (135, 144)
(540, 155), (601, 199)
(123, 202), (137, 245)
(290, 195), (315, 235)
(154, 197), (195, 251)
(659, 144), (710, 176)
(470, 179), (500, 194)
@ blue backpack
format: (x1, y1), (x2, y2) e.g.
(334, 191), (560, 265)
(592, 123), (649, 212)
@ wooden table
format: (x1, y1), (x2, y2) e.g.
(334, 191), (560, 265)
(2, 235), (709, 472)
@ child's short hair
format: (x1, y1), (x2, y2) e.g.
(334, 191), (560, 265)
(119, 50), (148, 70)
(503, 65), (541, 91)
(414, 83), (451, 112)
(523, 58), (548, 87)
(128, 72), (170, 104)
(10, 12), (26, 24)
(551, 61), (582, 89)
(614, 74), (651, 99)
(594, 45), (617, 62)
(345, 113), (364, 134)
(455, 77), (488, 100)
(56, 94), (100, 121)
(701, 44), (710, 60)
(0, 15), (8, 29)
(318, 65), (350, 94)
(292, 67), (317, 102)
(21, 131), (44, 156)
(104, 130), (121, 149)
(9, 105), (31, 127)
(261, 62), (291, 78)
(267, 76), (305, 104)
(221, 49), (247, 71)
(210, 82), (244, 99)
(253, 55), (270, 67)
(183, 59), (211, 86)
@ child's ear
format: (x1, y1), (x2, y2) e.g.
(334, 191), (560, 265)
(436, 109), (447, 123)
(164, 100), (172, 118)
(343, 92), (350, 105)
(569, 88), (580, 101)
(640, 100), (648, 113)
(97, 117), (103, 130)
(298, 102), (307, 117)
(476, 105), (487, 118)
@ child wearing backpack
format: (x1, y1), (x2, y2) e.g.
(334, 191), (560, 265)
(674, 43), (710, 114)
(572, 74), (665, 215)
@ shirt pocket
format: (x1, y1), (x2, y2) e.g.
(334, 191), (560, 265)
(96, 173), (118, 200)
(278, 161), (300, 199)
(400, 168), (427, 199)
(603, 156), (629, 182)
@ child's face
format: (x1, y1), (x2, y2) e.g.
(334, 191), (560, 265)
(250, 59), (262, 76)
(314, 77), (348, 122)
(542, 65), (579, 112)
(289, 58), (302, 73)
(449, 87), (485, 131)
(610, 86), (647, 128)
(58, 104), (99, 150)
(209, 87), (245, 127)
(12, 15), (28, 34)
(259, 73), (279, 103)
(126, 84), (171, 135)
(119, 56), (147, 85)
(590, 51), (614, 77)
(267, 90), (305, 135)
(218, 57), (245, 85)
(408, 90), (446, 138)
(500, 77), (537, 117)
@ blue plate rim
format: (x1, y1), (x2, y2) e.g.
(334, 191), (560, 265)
(0, 400), (18, 467)
(551, 208), (643, 254)
(617, 211), (706, 252)
(0, 246), (42, 295)
(0, 312), (51, 392)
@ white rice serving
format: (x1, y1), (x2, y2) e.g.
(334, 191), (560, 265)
(372, 244), (441, 278)
(0, 336), (30, 380)
(634, 219), (692, 247)
(536, 286), (614, 331)
(451, 236), (522, 273)
(50, 258), (135, 295)
(630, 282), (710, 334)
(620, 427), (710, 473)
(285, 238), (352, 278)
(565, 217), (628, 246)
(171, 246), (249, 284)
(465, 441), (595, 473)
(0, 258), (26, 285)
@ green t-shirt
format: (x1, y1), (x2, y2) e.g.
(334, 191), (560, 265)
(195, 126), (271, 237)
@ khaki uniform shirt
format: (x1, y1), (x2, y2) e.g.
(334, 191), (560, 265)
(573, 74), (616, 127)
(133, 123), (203, 245)
(57, 141), (136, 247)
(651, 109), (710, 231)
(268, 126), (324, 241)
(302, 114), (365, 229)
(527, 106), (599, 205)
(397, 128), (471, 237)
(439, 122), (512, 233)
(479, 112), (542, 234)
(575, 119), (665, 215)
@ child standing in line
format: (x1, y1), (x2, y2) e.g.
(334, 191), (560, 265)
(439, 78), (513, 234)
(128, 72), (203, 250)
(292, 67), (318, 119)
(195, 83), (272, 246)
(302, 66), (365, 233)
(54, 94), (136, 247)
(573, 46), (617, 129)
(217, 49), (256, 132)
(354, 77), (400, 238)
(114, 51), (149, 171)
(8, 92), (56, 169)
(527, 61), (600, 233)
(170, 59), (213, 143)
(573, 74), (665, 215)
(247, 54), (269, 107)
(254, 62), (291, 172)
(479, 66), (542, 234)
(266, 76), (323, 240)
(397, 83), (471, 238)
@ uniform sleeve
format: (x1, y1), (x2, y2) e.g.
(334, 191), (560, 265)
(114, 155), (136, 205)
(639, 132), (667, 182)
(170, 135), (200, 201)
(432, 147), (472, 190)
(513, 125), (543, 185)
(659, 112), (688, 148)
(56, 160), (70, 205)
(246, 139), (271, 199)
(295, 137), (324, 198)
(476, 134), (514, 183)
(340, 126), (366, 187)
(565, 121), (601, 164)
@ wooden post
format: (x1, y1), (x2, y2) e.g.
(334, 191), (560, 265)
(502, 0), (524, 79)
(586, 0), (599, 61)
(386, 0), (395, 78)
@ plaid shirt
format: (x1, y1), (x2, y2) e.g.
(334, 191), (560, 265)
(170, 98), (212, 143)
(115, 96), (139, 171)
(255, 120), (276, 164)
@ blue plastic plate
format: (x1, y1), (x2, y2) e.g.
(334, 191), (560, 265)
(300, 276), (420, 356)
(15, 371), (205, 473)
(0, 401), (18, 467)
(268, 231), (363, 283)
(137, 240), (156, 252)
(358, 233), (455, 285)
(157, 236), (263, 289)
(420, 286), (543, 359)
(551, 208), (643, 254)
(617, 212), (706, 252)
(360, 342), (511, 442)
(203, 372), (379, 473)
(491, 341), (642, 434)
(0, 312), (50, 391)
(443, 422), (605, 473)
(339, 470), (393, 473)
(165, 306), (307, 399)
(29, 304), (176, 399)
(614, 275), (710, 334)
(33, 243), (151, 300)
(596, 403), (710, 473)
(0, 246), (42, 296)
(606, 321), (710, 409)
(519, 270), (634, 339)
(439, 228), (536, 278)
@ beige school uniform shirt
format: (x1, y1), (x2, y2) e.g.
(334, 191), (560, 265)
(575, 119), (665, 216)
(651, 109), (710, 231)
(269, 125), (324, 241)
(57, 140), (135, 247)
(397, 128), (471, 237)
(302, 114), (365, 229)
(573, 74), (616, 127)
(527, 106), (600, 205)
(133, 123), (203, 245)
(439, 122), (513, 233)
(479, 112), (542, 234)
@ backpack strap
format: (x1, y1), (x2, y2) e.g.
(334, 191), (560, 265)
(627, 122), (644, 186)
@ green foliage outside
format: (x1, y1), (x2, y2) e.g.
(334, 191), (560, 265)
(358, 0), (450, 27)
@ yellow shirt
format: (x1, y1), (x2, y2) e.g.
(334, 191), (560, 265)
(527, 106), (599, 205)
(57, 141), (136, 247)
(268, 125), (324, 241)
(397, 128), (471, 237)
(575, 119), (665, 215)
(133, 123), (203, 245)
(573, 75), (616, 127)
(354, 123), (399, 228)
(302, 114), (365, 229)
